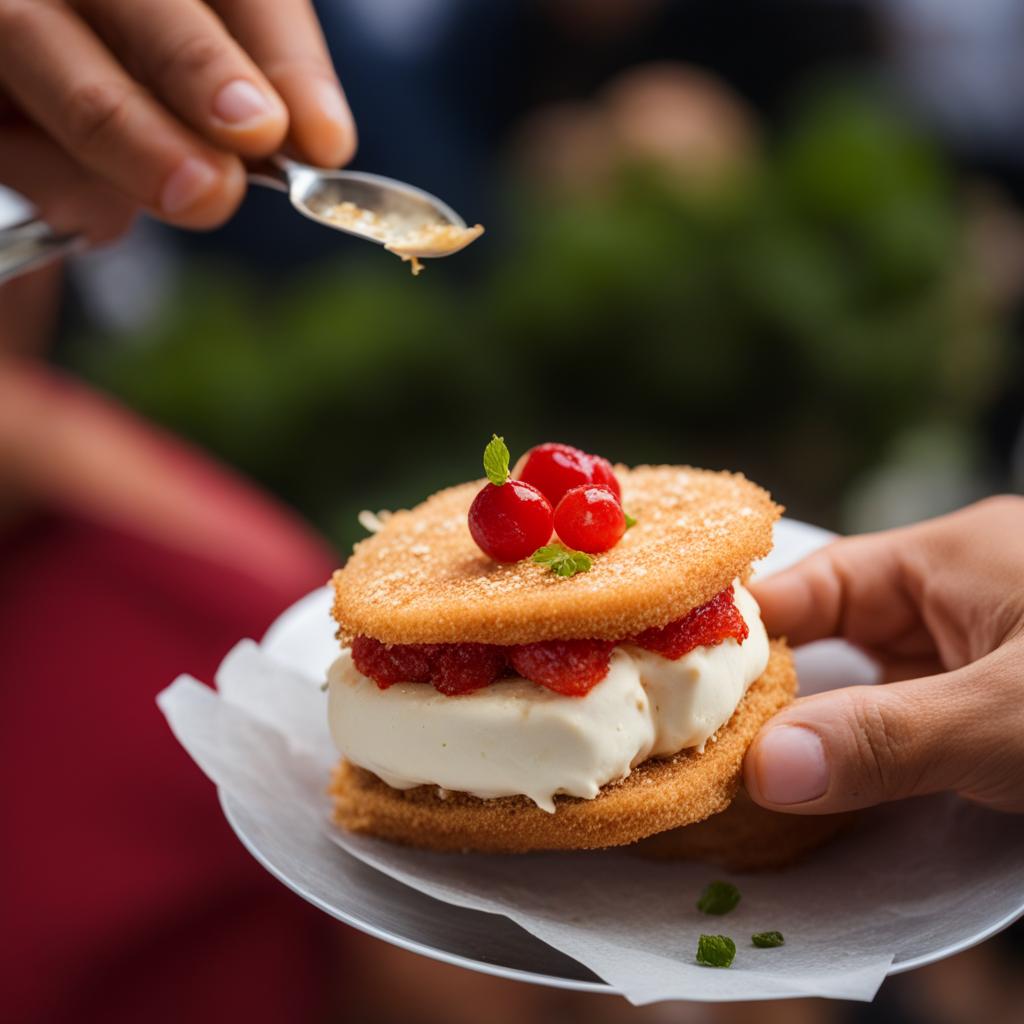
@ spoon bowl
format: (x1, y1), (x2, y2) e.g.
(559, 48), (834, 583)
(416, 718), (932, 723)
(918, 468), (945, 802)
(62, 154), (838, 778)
(250, 157), (472, 254)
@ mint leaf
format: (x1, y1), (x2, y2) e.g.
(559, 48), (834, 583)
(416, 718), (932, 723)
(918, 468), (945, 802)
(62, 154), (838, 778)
(696, 934), (736, 968)
(532, 542), (593, 578)
(752, 931), (784, 948)
(482, 434), (510, 486)
(624, 511), (637, 529)
(568, 551), (592, 574)
(697, 881), (741, 915)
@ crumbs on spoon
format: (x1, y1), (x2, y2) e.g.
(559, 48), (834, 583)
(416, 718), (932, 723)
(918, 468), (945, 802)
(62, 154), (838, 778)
(321, 201), (484, 275)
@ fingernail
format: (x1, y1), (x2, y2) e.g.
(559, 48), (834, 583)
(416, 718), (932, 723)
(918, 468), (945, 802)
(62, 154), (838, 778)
(755, 726), (829, 804)
(160, 157), (219, 215)
(212, 79), (276, 126)
(315, 78), (351, 127)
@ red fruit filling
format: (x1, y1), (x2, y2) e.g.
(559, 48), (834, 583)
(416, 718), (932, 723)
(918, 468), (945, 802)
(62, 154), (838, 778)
(432, 643), (509, 695)
(350, 587), (747, 697)
(352, 636), (506, 694)
(468, 479), (553, 562)
(629, 587), (748, 659)
(508, 639), (615, 696)
(351, 635), (434, 687)
(553, 484), (627, 553)
(517, 442), (622, 507)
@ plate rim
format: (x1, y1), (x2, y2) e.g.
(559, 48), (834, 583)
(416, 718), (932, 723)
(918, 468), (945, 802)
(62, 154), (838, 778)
(221, 787), (1024, 993)
(219, 788), (611, 993)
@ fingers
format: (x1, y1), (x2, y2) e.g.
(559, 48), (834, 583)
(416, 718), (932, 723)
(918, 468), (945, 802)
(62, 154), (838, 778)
(744, 649), (1024, 814)
(0, 1), (245, 227)
(750, 528), (927, 651)
(0, 0), (353, 236)
(752, 499), (1024, 661)
(0, 122), (136, 244)
(213, 0), (357, 166)
(80, 0), (288, 157)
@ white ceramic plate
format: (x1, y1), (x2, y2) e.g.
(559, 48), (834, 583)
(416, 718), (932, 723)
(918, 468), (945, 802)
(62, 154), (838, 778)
(220, 519), (1024, 992)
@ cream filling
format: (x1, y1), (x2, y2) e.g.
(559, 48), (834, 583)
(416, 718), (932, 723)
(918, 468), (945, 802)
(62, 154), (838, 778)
(326, 583), (768, 812)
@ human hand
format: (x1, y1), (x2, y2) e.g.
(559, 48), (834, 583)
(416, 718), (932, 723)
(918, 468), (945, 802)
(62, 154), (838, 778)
(0, 0), (356, 242)
(744, 496), (1024, 815)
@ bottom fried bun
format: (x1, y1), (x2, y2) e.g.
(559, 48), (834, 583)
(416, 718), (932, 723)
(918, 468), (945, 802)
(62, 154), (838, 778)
(631, 788), (856, 870)
(329, 639), (796, 853)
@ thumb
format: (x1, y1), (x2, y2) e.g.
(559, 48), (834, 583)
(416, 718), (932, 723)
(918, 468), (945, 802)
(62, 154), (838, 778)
(743, 657), (1017, 814)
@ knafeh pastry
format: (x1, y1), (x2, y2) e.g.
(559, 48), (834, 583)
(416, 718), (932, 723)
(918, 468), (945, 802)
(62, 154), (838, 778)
(326, 438), (797, 853)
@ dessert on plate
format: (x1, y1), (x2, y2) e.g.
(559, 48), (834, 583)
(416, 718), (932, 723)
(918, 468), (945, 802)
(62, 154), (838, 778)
(325, 438), (799, 855)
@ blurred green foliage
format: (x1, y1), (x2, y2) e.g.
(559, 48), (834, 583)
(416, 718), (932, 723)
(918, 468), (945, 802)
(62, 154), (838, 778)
(69, 91), (1008, 552)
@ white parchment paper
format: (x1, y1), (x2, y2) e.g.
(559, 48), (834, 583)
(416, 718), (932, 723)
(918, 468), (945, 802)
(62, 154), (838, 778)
(156, 521), (1024, 1004)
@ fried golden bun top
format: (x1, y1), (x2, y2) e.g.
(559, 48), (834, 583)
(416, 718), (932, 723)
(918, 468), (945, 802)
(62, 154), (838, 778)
(331, 465), (780, 646)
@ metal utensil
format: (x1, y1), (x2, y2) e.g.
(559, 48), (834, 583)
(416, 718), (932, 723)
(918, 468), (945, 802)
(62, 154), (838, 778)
(0, 156), (470, 285)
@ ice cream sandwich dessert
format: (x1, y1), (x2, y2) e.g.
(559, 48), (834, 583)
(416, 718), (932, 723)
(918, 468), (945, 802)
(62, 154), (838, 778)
(325, 438), (797, 853)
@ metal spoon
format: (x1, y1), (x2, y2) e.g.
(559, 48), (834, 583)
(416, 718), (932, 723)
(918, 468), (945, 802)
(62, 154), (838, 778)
(0, 155), (475, 285)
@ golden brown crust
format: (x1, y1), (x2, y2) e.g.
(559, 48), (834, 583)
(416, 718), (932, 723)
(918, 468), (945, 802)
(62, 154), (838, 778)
(631, 788), (856, 870)
(332, 466), (781, 645)
(329, 640), (795, 852)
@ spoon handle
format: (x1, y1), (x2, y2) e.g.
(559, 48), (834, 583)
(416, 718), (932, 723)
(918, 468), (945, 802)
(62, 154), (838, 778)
(0, 219), (84, 284)
(246, 154), (295, 193)
(0, 158), (295, 285)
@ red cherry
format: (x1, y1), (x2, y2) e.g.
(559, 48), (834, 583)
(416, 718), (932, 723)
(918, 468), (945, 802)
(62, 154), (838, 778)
(588, 455), (622, 500)
(518, 442), (621, 507)
(432, 643), (507, 695)
(553, 485), (626, 553)
(509, 639), (615, 696)
(351, 636), (434, 688)
(468, 479), (553, 562)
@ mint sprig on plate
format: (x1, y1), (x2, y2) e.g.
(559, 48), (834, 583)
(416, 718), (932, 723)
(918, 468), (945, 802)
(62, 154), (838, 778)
(697, 881), (741, 916)
(696, 934), (736, 968)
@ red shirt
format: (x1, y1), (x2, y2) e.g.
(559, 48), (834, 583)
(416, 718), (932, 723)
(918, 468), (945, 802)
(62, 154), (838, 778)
(1, 511), (338, 1023)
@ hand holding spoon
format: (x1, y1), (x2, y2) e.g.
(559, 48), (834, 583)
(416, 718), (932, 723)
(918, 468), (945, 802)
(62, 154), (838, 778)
(0, 156), (483, 284)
